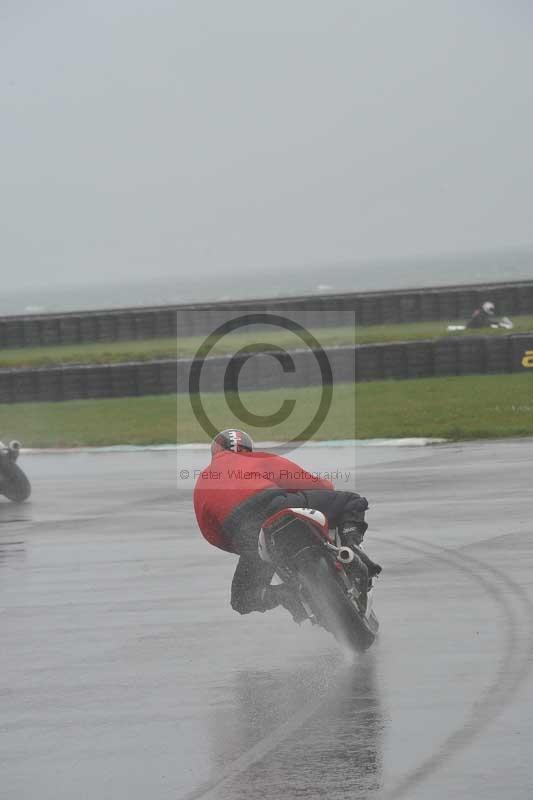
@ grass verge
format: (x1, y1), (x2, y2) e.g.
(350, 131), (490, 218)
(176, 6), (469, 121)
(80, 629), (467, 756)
(1, 315), (532, 368)
(0, 374), (532, 447)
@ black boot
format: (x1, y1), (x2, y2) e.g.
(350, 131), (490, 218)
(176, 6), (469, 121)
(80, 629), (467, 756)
(262, 584), (308, 623)
(339, 520), (382, 577)
(338, 517), (368, 547)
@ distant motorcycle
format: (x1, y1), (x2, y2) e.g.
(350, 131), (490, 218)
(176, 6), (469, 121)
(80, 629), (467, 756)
(259, 508), (379, 652)
(0, 441), (31, 502)
(447, 316), (514, 332)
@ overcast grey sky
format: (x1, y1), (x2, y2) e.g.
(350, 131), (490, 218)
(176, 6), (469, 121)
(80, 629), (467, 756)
(1, 0), (532, 291)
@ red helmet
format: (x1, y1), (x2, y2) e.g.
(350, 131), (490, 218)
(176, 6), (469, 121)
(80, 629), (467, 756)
(211, 429), (254, 456)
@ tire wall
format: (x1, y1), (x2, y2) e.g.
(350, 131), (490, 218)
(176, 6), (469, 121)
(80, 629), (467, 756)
(1, 281), (532, 348)
(1, 335), (532, 404)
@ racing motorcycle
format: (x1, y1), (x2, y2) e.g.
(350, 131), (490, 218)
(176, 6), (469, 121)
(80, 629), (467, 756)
(0, 441), (31, 502)
(447, 316), (514, 332)
(259, 508), (379, 652)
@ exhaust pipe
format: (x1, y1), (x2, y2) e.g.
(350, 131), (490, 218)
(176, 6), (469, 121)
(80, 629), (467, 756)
(337, 546), (356, 565)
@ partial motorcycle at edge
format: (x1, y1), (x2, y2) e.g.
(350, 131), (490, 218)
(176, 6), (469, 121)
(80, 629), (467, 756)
(0, 441), (32, 502)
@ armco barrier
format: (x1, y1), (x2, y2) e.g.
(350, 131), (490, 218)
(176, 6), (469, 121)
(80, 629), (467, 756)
(0, 335), (532, 404)
(1, 279), (533, 348)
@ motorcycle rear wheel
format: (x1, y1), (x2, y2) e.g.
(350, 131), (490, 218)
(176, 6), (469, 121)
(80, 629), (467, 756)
(1, 462), (32, 502)
(295, 552), (376, 652)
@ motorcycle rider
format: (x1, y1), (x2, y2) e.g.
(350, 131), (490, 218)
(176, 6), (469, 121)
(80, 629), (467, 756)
(466, 300), (497, 329)
(193, 429), (381, 619)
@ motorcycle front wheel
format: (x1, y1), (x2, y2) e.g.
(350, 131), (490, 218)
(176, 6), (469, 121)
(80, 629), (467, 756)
(0, 462), (32, 502)
(295, 552), (376, 652)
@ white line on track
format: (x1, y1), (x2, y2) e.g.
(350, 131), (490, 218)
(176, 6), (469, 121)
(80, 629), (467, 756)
(379, 534), (533, 799)
(20, 438), (445, 455)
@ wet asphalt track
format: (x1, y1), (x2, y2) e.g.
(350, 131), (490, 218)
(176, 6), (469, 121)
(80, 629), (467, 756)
(2, 440), (533, 799)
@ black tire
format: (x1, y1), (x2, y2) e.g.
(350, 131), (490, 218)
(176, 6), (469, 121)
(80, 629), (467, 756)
(295, 552), (376, 652)
(1, 462), (32, 502)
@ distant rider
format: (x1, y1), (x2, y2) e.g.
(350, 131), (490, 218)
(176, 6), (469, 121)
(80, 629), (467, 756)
(466, 300), (497, 329)
(193, 429), (381, 619)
